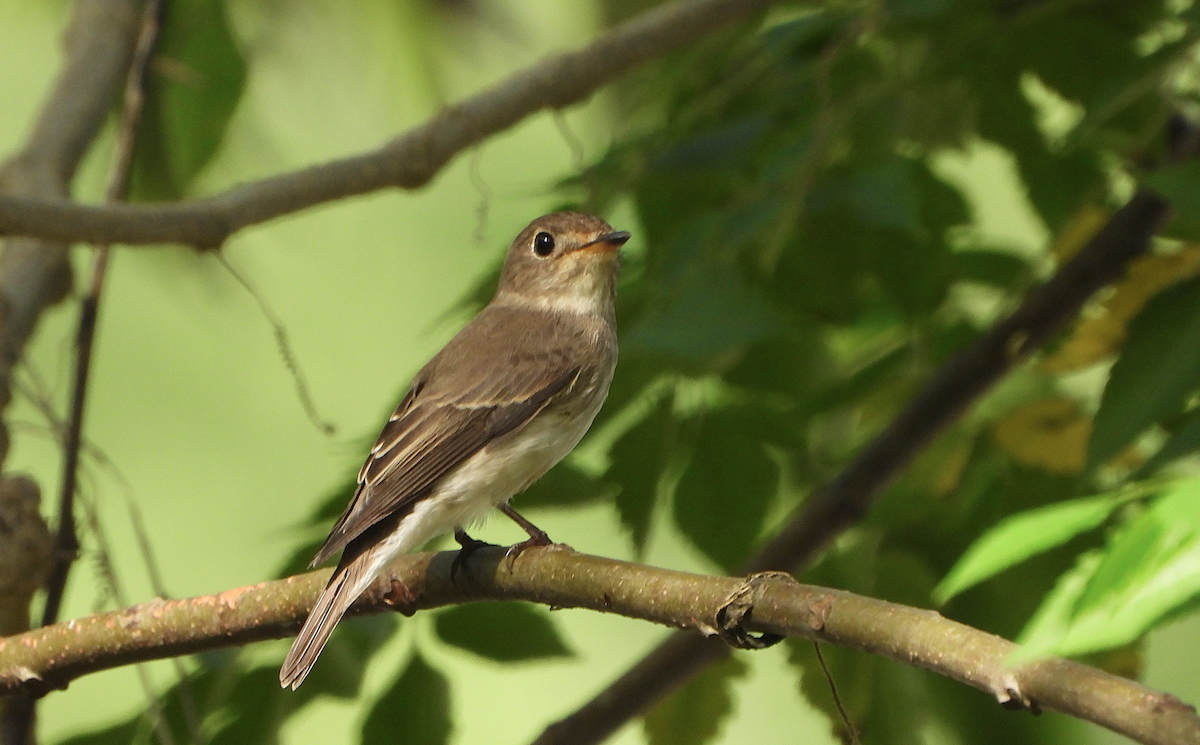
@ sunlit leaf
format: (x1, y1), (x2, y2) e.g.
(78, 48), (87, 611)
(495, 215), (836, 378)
(643, 654), (747, 745)
(1019, 480), (1200, 658)
(933, 493), (1122, 604)
(435, 603), (572, 662)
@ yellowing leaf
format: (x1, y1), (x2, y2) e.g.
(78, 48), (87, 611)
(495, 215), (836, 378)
(903, 433), (974, 499)
(932, 439), (972, 497)
(1042, 247), (1200, 373)
(1051, 205), (1109, 262)
(992, 398), (1090, 474)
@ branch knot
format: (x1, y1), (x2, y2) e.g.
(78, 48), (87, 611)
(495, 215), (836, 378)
(713, 571), (793, 650)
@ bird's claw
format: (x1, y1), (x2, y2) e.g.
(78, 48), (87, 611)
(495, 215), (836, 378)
(503, 528), (553, 568)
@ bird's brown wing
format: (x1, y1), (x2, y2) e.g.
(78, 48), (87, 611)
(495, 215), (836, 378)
(309, 308), (583, 567)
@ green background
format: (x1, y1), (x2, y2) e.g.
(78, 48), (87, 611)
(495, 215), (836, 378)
(0, 1), (1197, 744)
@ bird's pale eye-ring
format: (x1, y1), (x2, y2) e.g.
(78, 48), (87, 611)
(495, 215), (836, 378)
(533, 231), (555, 257)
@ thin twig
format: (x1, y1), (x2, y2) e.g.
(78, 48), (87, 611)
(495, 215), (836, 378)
(813, 641), (859, 745)
(468, 148), (491, 250)
(0, 547), (1195, 745)
(215, 255), (336, 437)
(76, 484), (176, 745)
(0, 0), (780, 249)
(551, 110), (587, 172)
(5, 5), (162, 745)
(126, 501), (202, 745)
(40, 0), (161, 632)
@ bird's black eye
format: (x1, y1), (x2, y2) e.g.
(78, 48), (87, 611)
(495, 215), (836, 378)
(533, 231), (555, 257)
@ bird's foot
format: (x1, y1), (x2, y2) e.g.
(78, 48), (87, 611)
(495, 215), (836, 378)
(451, 529), (497, 583)
(503, 528), (553, 568)
(496, 503), (570, 567)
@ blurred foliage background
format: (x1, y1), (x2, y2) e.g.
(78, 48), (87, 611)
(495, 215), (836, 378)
(4, 0), (1200, 744)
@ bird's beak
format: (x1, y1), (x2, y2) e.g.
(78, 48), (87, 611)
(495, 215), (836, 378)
(573, 230), (631, 254)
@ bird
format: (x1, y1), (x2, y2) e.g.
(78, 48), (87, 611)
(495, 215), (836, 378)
(280, 211), (628, 689)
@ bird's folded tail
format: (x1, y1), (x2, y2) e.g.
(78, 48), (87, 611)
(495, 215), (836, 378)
(279, 557), (375, 690)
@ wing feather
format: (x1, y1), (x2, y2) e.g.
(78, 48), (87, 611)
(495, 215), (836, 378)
(310, 306), (587, 567)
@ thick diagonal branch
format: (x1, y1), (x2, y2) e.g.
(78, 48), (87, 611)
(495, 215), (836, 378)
(0, 547), (1194, 745)
(532, 190), (1173, 745)
(0, 0), (778, 249)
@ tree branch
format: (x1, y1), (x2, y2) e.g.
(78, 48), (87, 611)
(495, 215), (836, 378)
(531, 190), (1174, 744)
(0, 0), (147, 430)
(752, 189), (1170, 572)
(0, 547), (1193, 745)
(40, 0), (161, 634)
(0, 3), (148, 744)
(0, 0), (778, 250)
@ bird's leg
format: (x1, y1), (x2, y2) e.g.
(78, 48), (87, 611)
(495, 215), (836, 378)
(451, 528), (496, 583)
(498, 503), (553, 564)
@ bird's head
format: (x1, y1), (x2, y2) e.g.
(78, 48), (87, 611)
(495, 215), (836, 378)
(495, 212), (629, 317)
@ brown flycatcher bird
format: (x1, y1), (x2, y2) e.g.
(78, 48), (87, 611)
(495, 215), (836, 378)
(280, 212), (628, 689)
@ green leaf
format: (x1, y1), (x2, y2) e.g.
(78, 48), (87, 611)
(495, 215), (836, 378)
(56, 720), (141, 745)
(933, 493), (1123, 604)
(811, 159), (922, 234)
(722, 325), (834, 400)
(953, 249), (1033, 289)
(650, 116), (768, 172)
(1140, 407), (1200, 476)
(623, 253), (784, 360)
(515, 462), (614, 509)
(1089, 276), (1200, 469)
(674, 409), (779, 572)
(799, 346), (908, 418)
(130, 0), (246, 199)
(1145, 162), (1200, 240)
(643, 655), (747, 745)
(434, 602), (572, 662)
(207, 666), (298, 745)
(610, 397), (673, 555)
(1019, 480), (1200, 658)
(786, 637), (927, 745)
(301, 614), (399, 699)
(61, 653), (243, 745)
(770, 216), (869, 323)
(362, 651), (451, 745)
